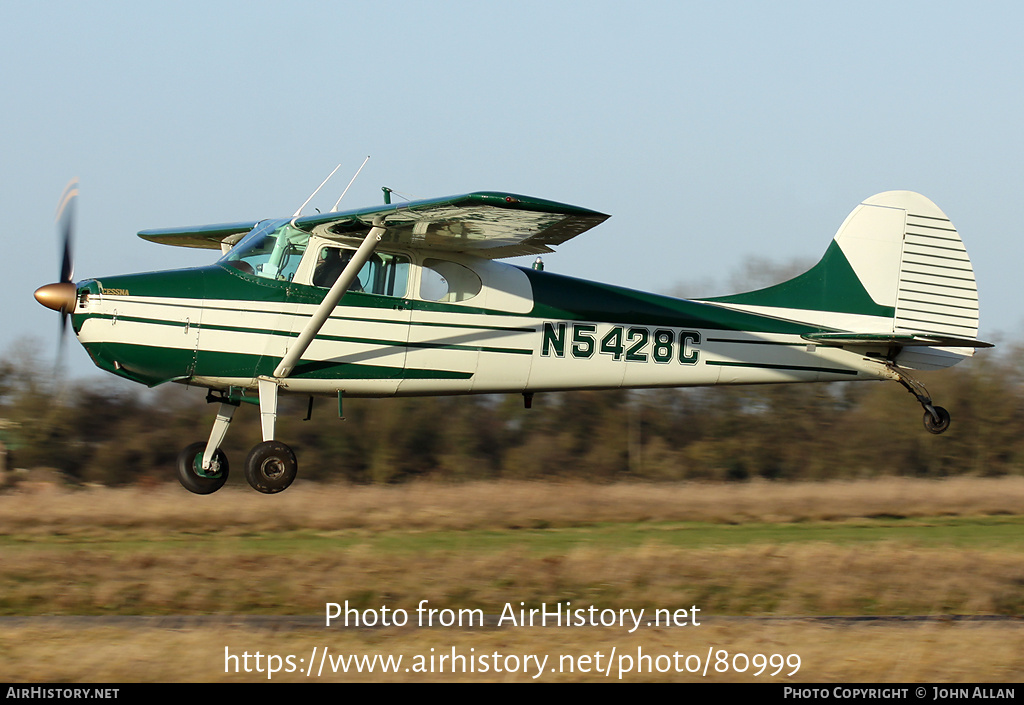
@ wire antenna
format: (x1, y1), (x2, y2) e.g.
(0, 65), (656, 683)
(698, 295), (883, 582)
(331, 156), (370, 212)
(293, 164), (342, 218)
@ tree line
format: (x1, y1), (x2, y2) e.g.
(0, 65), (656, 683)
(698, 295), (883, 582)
(1, 336), (1021, 486)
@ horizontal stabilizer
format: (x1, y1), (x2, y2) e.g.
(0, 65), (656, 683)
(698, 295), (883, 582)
(803, 332), (994, 349)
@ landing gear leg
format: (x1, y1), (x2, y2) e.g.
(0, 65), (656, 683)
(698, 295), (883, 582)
(245, 377), (298, 494)
(886, 362), (951, 434)
(203, 402), (237, 470)
(176, 400), (237, 494)
(257, 377), (278, 445)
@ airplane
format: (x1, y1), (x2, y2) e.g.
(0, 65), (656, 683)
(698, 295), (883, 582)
(34, 178), (992, 495)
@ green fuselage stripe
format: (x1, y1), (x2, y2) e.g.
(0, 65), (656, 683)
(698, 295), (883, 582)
(181, 300), (535, 333)
(705, 338), (807, 347)
(76, 312), (533, 356)
(85, 341), (473, 385)
(706, 360), (859, 376)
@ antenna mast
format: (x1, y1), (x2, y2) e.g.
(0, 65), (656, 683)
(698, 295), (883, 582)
(292, 164), (342, 218)
(331, 156), (370, 212)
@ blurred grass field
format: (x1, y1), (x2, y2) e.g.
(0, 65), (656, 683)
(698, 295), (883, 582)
(2, 477), (1023, 682)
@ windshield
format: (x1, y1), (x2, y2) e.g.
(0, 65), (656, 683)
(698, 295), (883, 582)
(220, 219), (310, 281)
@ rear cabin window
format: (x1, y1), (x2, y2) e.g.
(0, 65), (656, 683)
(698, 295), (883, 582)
(420, 259), (482, 303)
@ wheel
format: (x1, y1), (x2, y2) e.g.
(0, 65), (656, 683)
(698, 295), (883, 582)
(244, 441), (298, 494)
(923, 406), (951, 434)
(176, 442), (229, 494)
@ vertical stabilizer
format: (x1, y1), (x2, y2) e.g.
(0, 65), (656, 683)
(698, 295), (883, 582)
(700, 191), (981, 350)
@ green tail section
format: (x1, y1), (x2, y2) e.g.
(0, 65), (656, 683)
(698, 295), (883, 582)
(702, 240), (894, 318)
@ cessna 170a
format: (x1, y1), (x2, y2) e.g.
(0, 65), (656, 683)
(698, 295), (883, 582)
(34, 181), (991, 495)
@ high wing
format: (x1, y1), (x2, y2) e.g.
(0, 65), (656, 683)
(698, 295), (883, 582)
(138, 221), (260, 250)
(293, 191), (609, 259)
(137, 192), (609, 259)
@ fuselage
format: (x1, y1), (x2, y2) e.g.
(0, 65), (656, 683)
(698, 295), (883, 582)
(70, 240), (892, 399)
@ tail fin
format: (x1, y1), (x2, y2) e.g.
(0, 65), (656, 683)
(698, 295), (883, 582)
(700, 191), (988, 368)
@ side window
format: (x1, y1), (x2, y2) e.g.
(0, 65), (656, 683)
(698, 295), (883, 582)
(420, 259), (482, 303)
(364, 251), (410, 297)
(311, 247), (409, 297)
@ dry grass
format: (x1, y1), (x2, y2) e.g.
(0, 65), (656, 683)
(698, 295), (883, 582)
(3, 475), (1024, 533)
(2, 477), (1023, 682)
(2, 543), (1023, 617)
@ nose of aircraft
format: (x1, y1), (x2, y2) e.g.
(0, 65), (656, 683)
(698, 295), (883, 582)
(34, 281), (78, 313)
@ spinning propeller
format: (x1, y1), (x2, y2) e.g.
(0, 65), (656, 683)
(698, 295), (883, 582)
(34, 179), (80, 352)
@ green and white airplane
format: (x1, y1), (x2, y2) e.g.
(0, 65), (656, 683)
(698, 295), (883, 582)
(35, 182), (991, 495)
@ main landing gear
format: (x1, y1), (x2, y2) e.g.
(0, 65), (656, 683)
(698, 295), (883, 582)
(176, 441), (229, 495)
(886, 362), (951, 435)
(243, 441), (298, 494)
(175, 378), (298, 495)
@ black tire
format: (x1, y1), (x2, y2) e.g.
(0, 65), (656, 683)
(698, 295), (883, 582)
(923, 406), (951, 434)
(244, 441), (298, 494)
(176, 442), (229, 494)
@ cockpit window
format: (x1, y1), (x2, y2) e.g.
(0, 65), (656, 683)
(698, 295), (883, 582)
(220, 219), (309, 282)
(420, 259), (481, 302)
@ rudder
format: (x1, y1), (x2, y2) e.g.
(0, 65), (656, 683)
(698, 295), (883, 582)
(837, 191), (980, 342)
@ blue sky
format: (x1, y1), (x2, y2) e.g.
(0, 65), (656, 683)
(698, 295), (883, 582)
(4, 1), (1023, 377)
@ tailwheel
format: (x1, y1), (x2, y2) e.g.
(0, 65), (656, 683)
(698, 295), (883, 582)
(176, 442), (229, 495)
(244, 441), (298, 494)
(923, 406), (951, 435)
(886, 362), (952, 435)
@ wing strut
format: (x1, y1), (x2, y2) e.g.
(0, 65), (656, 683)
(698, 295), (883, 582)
(272, 218), (387, 380)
